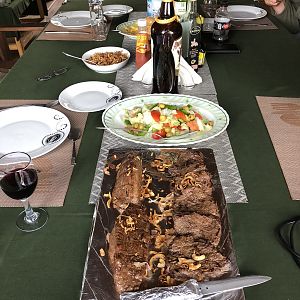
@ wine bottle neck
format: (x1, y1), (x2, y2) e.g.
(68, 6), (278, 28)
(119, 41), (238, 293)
(190, 0), (197, 13)
(158, 0), (176, 20)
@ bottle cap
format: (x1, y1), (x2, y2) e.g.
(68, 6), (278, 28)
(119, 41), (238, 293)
(137, 18), (147, 27)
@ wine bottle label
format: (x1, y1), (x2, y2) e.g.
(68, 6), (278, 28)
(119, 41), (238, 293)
(171, 36), (182, 75)
(174, 1), (187, 16)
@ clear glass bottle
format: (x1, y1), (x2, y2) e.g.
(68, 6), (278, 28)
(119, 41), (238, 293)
(151, 0), (182, 94)
(174, 0), (188, 19)
(187, 0), (205, 72)
(213, 0), (230, 42)
(179, 0), (191, 58)
(136, 19), (151, 69)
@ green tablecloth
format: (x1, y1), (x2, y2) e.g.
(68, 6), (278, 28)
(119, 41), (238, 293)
(0, 0), (35, 25)
(0, 0), (300, 299)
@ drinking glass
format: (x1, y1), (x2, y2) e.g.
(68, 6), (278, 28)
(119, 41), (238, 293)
(0, 152), (48, 232)
(202, 0), (218, 17)
(88, 0), (108, 41)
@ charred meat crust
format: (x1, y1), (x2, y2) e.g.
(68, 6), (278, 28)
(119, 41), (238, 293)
(111, 154), (142, 213)
(108, 205), (150, 295)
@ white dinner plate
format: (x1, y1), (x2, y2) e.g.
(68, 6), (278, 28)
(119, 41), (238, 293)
(102, 94), (229, 147)
(58, 81), (122, 112)
(102, 5), (133, 17)
(51, 11), (91, 28)
(227, 5), (267, 21)
(0, 106), (70, 158)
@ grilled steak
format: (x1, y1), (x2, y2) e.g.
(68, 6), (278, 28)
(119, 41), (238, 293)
(173, 213), (221, 246)
(173, 187), (219, 217)
(112, 154), (142, 213)
(108, 205), (150, 294)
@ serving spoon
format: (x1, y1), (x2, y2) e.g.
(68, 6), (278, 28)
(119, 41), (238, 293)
(62, 52), (97, 65)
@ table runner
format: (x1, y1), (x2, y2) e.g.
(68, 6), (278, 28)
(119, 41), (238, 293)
(0, 99), (88, 207)
(257, 96), (300, 200)
(88, 12), (247, 204)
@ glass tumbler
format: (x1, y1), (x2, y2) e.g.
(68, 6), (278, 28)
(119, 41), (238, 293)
(89, 0), (108, 41)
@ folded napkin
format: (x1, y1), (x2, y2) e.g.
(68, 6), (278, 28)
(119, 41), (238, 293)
(132, 57), (202, 87)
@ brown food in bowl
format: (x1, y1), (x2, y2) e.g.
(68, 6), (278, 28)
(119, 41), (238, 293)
(88, 51), (128, 66)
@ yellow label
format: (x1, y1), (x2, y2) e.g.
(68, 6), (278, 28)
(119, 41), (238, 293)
(198, 51), (206, 65)
(163, 0), (173, 2)
(136, 35), (150, 54)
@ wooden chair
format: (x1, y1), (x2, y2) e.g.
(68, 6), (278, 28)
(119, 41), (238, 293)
(0, 0), (47, 57)
(0, 23), (47, 60)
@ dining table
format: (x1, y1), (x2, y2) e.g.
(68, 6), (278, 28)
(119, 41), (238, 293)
(0, 0), (300, 299)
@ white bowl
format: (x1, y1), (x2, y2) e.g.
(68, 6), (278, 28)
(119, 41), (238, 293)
(82, 46), (130, 74)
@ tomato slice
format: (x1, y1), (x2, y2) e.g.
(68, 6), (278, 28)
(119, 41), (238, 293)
(195, 112), (203, 120)
(174, 110), (187, 121)
(186, 120), (199, 131)
(151, 110), (161, 122)
(152, 129), (166, 139)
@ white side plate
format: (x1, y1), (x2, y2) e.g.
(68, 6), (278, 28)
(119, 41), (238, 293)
(0, 106), (70, 158)
(51, 11), (91, 28)
(227, 5), (267, 21)
(103, 5), (133, 17)
(59, 81), (122, 112)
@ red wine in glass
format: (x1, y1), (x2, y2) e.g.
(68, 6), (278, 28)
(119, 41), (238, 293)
(0, 152), (48, 232)
(0, 168), (38, 200)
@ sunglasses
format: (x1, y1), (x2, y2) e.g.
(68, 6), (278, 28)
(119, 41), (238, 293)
(277, 216), (300, 268)
(37, 67), (69, 81)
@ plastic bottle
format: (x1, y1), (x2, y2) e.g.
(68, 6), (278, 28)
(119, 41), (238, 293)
(147, 0), (162, 17)
(213, 0), (230, 42)
(136, 19), (151, 69)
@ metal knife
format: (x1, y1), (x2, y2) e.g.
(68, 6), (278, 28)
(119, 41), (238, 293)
(120, 276), (271, 299)
(44, 31), (90, 34)
(198, 275), (271, 296)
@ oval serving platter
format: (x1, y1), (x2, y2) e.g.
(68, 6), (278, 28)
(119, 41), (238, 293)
(102, 94), (229, 147)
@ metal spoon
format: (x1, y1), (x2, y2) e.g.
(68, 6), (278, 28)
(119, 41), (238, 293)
(62, 52), (97, 65)
(68, 128), (81, 165)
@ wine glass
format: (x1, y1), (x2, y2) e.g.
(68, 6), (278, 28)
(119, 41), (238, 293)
(0, 152), (48, 232)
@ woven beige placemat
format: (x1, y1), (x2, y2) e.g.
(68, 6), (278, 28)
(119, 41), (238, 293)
(0, 100), (88, 207)
(37, 20), (111, 41)
(257, 96), (300, 200)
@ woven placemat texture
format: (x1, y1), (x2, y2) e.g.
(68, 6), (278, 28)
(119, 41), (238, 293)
(257, 96), (300, 200)
(0, 100), (88, 207)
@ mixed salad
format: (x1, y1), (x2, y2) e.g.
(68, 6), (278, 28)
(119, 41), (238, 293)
(123, 103), (214, 139)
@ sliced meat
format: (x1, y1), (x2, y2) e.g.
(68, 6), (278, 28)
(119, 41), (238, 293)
(168, 150), (206, 176)
(108, 205), (150, 294)
(165, 235), (231, 283)
(173, 187), (219, 217)
(173, 213), (221, 246)
(174, 170), (213, 195)
(112, 154), (143, 213)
